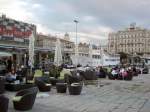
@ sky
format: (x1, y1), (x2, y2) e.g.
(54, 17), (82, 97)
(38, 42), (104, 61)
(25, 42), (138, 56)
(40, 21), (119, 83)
(0, 0), (150, 44)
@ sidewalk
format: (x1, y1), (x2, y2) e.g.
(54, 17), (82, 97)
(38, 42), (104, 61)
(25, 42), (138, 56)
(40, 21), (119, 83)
(8, 74), (150, 112)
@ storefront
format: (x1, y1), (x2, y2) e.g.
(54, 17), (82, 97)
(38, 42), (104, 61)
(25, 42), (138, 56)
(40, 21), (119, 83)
(0, 14), (36, 69)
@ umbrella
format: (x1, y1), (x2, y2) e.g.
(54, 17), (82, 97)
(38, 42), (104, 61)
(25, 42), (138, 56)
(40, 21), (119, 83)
(54, 38), (62, 66)
(29, 31), (35, 68)
(0, 52), (12, 57)
(89, 43), (93, 66)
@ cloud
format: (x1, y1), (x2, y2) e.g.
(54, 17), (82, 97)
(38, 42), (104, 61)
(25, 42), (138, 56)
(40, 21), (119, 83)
(32, 3), (42, 9)
(0, 0), (36, 22)
(82, 16), (97, 22)
(1, 0), (150, 44)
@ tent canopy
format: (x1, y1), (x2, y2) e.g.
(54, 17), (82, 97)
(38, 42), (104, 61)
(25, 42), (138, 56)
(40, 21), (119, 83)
(0, 52), (12, 57)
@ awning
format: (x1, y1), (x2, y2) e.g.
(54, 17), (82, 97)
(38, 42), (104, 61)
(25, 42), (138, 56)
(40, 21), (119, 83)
(0, 52), (12, 57)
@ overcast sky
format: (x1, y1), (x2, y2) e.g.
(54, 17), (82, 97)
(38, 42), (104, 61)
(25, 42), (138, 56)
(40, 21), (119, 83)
(0, 0), (150, 44)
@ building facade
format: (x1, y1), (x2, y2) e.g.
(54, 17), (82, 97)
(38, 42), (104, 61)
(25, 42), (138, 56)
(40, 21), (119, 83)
(36, 33), (74, 64)
(0, 14), (36, 67)
(91, 45), (101, 66)
(37, 34), (105, 67)
(78, 43), (89, 57)
(108, 24), (150, 57)
(0, 14), (109, 67)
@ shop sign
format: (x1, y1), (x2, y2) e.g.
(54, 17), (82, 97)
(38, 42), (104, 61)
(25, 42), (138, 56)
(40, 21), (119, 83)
(14, 38), (24, 42)
(0, 26), (32, 38)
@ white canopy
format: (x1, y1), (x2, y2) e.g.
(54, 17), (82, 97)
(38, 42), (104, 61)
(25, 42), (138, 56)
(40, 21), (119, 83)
(29, 32), (35, 68)
(0, 52), (12, 57)
(54, 38), (63, 66)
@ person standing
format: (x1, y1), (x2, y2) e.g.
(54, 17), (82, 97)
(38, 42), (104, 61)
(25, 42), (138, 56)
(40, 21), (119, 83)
(7, 57), (12, 72)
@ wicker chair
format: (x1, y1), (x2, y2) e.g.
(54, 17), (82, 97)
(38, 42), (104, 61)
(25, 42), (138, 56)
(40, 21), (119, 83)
(27, 69), (43, 83)
(83, 70), (97, 80)
(13, 87), (38, 111)
(0, 77), (5, 94)
(68, 83), (82, 95)
(56, 83), (67, 93)
(49, 77), (58, 86)
(0, 95), (9, 112)
(35, 78), (51, 92)
(67, 74), (82, 85)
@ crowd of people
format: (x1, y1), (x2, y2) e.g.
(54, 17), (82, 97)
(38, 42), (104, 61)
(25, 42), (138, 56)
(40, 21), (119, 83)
(95, 65), (141, 80)
(1, 56), (147, 84)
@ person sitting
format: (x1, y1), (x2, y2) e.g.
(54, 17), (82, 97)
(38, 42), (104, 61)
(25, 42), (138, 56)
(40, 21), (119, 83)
(122, 70), (128, 78)
(111, 68), (118, 79)
(16, 65), (25, 83)
(6, 70), (17, 83)
(120, 67), (125, 74)
(132, 66), (138, 76)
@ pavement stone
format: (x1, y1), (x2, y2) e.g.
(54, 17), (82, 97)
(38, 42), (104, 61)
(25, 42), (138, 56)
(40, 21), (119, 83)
(7, 74), (150, 112)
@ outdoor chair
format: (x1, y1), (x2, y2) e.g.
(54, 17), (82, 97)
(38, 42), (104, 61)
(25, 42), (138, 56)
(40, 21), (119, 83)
(49, 77), (58, 86)
(67, 71), (83, 84)
(13, 87), (38, 111)
(68, 83), (82, 95)
(57, 69), (72, 84)
(56, 83), (67, 93)
(0, 95), (9, 112)
(98, 72), (107, 78)
(97, 68), (107, 78)
(83, 70), (97, 80)
(35, 77), (51, 92)
(27, 69), (43, 83)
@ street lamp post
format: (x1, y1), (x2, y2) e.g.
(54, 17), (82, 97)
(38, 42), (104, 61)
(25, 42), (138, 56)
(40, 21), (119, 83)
(74, 20), (79, 66)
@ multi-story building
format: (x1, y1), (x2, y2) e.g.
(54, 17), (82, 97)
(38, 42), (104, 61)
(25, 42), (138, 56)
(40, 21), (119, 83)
(78, 43), (89, 57)
(36, 33), (74, 63)
(90, 45), (101, 66)
(37, 35), (104, 67)
(36, 32), (122, 66)
(108, 24), (150, 57)
(0, 14), (36, 66)
(0, 14), (116, 67)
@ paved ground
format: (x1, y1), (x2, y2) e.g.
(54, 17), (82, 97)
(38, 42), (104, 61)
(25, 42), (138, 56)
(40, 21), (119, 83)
(7, 74), (150, 112)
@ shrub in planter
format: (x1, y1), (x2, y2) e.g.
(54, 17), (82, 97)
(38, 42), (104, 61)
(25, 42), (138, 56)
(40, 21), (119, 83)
(49, 65), (62, 78)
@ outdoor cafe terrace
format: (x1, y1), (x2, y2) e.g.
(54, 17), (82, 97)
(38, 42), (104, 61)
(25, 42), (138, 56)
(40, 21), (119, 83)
(5, 73), (150, 112)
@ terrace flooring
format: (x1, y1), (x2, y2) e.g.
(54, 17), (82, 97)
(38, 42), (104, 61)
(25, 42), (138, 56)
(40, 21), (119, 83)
(7, 73), (150, 112)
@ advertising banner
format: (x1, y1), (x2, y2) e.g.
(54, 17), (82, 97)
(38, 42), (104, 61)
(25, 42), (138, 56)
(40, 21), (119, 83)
(0, 16), (35, 43)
